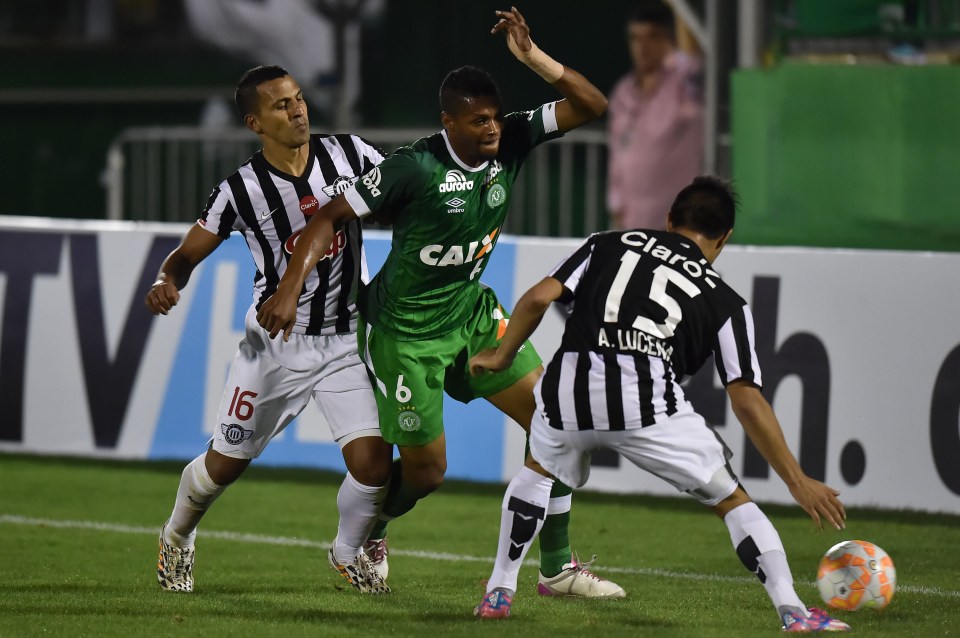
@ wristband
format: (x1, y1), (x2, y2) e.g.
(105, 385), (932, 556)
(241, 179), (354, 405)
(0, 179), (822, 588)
(507, 36), (564, 83)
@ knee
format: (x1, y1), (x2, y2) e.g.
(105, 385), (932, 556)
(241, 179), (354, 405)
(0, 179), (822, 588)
(204, 450), (249, 486)
(406, 462), (446, 494)
(343, 437), (394, 486)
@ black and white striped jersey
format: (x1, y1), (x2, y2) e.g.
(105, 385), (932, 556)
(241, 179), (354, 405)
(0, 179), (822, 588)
(198, 133), (385, 335)
(536, 229), (762, 431)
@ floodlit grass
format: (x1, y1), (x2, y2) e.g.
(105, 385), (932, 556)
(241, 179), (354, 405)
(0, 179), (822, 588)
(1, 454), (957, 637)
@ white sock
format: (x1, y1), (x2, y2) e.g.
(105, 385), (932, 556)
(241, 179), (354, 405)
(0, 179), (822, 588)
(724, 502), (806, 616)
(165, 453), (226, 547)
(486, 467), (554, 596)
(333, 472), (388, 564)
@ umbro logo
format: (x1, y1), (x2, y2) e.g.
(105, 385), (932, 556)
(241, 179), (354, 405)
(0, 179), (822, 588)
(445, 197), (466, 213)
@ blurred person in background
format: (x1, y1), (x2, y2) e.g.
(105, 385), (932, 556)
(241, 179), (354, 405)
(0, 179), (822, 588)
(606, 1), (704, 231)
(145, 65), (392, 596)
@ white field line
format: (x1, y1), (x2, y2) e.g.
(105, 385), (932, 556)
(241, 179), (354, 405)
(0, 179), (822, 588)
(2, 514), (957, 599)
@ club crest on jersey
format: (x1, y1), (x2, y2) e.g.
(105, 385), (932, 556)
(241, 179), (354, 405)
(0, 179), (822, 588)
(397, 407), (421, 432)
(284, 228), (346, 261)
(321, 175), (356, 198)
(361, 167), (382, 197)
(439, 170), (473, 193)
(486, 183), (506, 208)
(220, 423), (253, 446)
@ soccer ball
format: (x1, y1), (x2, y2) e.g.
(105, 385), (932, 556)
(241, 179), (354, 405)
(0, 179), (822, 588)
(816, 540), (896, 610)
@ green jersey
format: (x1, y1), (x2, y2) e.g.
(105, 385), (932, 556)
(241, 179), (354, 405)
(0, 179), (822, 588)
(344, 102), (563, 339)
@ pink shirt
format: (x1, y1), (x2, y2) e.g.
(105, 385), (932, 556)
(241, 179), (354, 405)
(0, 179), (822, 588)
(606, 51), (704, 230)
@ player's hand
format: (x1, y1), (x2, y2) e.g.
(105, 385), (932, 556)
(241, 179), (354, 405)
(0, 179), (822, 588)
(255, 287), (298, 341)
(145, 281), (180, 315)
(788, 477), (846, 532)
(491, 6), (532, 55)
(469, 347), (513, 377)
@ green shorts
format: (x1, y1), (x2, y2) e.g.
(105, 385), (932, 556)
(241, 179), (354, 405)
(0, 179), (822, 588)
(358, 287), (542, 447)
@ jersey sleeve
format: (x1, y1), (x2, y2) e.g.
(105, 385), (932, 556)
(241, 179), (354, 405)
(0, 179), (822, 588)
(548, 234), (597, 307)
(500, 102), (565, 160)
(713, 303), (763, 388)
(346, 134), (387, 172)
(342, 151), (423, 218)
(197, 184), (240, 239)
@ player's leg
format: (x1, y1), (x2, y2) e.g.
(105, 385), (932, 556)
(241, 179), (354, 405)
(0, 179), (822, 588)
(272, 332), (388, 594)
(356, 319), (453, 552)
(162, 449), (247, 548)
(158, 323), (315, 592)
(310, 333), (393, 590)
(615, 411), (849, 631)
(337, 435), (392, 583)
(476, 457), (554, 619)
(713, 490), (849, 631)
(462, 290), (622, 597)
(485, 373), (580, 581)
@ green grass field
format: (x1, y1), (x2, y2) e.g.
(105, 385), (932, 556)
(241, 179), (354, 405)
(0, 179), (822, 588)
(1, 453), (958, 637)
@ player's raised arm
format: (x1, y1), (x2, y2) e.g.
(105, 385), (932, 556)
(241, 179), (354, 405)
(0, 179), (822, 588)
(491, 6), (607, 133)
(145, 224), (223, 316)
(726, 380), (847, 531)
(255, 195), (357, 340)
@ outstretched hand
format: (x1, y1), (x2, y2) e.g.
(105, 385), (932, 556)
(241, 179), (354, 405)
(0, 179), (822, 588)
(491, 6), (532, 55)
(255, 288), (299, 342)
(788, 477), (847, 531)
(468, 347), (512, 378)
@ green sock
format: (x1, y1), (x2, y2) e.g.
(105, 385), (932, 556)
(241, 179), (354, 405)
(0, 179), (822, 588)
(538, 481), (573, 577)
(367, 519), (388, 541)
(365, 458), (431, 543)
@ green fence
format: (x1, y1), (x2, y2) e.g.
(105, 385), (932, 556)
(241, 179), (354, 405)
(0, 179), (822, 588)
(732, 63), (960, 252)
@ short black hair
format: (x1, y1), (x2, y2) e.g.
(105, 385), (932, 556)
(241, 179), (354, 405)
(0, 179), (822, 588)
(628, 1), (675, 34)
(235, 65), (289, 120)
(668, 176), (738, 239)
(439, 66), (502, 115)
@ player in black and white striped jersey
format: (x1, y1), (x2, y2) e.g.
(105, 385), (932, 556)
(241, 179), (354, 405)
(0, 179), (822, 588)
(145, 66), (391, 595)
(469, 176), (851, 631)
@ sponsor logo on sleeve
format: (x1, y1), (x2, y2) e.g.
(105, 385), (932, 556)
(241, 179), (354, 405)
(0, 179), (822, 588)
(361, 167), (382, 197)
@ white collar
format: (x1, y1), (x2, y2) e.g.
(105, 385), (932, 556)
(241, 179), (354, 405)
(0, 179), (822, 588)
(440, 130), (489, 173)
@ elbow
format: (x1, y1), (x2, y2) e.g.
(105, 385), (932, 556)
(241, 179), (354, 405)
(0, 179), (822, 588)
(592, 94), (609, 118)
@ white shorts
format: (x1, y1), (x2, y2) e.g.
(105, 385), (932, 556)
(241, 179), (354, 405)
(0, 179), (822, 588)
(211, 307), (381, 459)
(529, 409), (739, 506)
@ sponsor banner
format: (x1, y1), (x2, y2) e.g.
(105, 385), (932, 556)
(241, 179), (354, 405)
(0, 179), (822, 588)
(1, 218), (958, 513)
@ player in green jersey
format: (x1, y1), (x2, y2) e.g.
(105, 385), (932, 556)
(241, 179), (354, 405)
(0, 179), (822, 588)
(257, 6), (624, 597)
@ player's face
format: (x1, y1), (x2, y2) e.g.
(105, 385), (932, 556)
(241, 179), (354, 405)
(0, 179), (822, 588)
(248, 76), (310, 148)
(628, 22), (672, 75)
(443, 96), (503, 167)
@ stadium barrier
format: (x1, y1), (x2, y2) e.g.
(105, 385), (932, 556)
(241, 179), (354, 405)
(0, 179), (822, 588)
(1, 217), (958, 514)
(104, 126), (609, 238)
